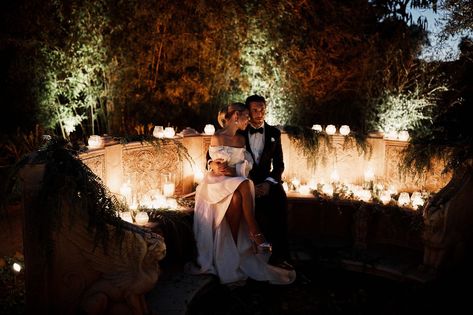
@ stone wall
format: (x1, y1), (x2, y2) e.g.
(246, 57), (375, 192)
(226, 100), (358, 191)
(80, 133), (451, 200)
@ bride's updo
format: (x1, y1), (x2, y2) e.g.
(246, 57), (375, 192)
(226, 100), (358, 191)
(217, 102), (246, 128)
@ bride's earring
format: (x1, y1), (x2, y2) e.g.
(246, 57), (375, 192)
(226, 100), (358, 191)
(235, 119), (239, 125)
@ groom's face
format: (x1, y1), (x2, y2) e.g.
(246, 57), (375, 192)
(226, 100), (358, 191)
(248, 102), (266, 127)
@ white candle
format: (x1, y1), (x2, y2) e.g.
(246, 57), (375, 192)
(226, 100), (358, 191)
(398, 192), (411, 207)
(298, 184), (311, 195)
(330, 169), (339, 183)
(135, 211), (149, 225)
(325, 124), (336, 135)
(166, 197), (178, 209)
(364, 168), (375, 182)
(119, 211), (133, 223)
(204, 124), (215, 135)
(380, 191), (391, 205)
(164, 127), (175, 138)
(153, 126), (164, 138)
(322, 184), (333, 197)
(339, 125), (350, 136)
(163, 182), (175, 197)
(312, 124), (323, 132)
(88, 135), (104, 149)
(120, 182), (132, 205)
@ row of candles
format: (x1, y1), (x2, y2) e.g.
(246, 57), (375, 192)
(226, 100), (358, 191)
(88, 124), (410, 150)
(285, 169), (428, 210)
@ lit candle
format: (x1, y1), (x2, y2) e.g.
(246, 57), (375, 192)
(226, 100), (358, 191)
(120, 182), (132, 205)
(359, 189), (372, 202)
(308, 177), (318, 190)
(291, 177), (300, 191)
(194, 168), (204, 184)
(204, 124), (215, 135)
(88, 135), (104, 149)
(163, 182), (175, 197)
(325, 124), (336, 135)
(322, 184), (333, 197)
(134, 211), (149, 225)
(397, 192), (411, 207)
(298, 184), (311, 195)
(166, 197), (178, 209)
(163, 127), (175, 138)
(153, 126), (164, 138)
(380, 191), (391, 205)
(330, 169), (339, 183)
(119, 211), (133, 223)
(339, 125), (350, 136)
(12, 262), (22, 273)
(312, 124), (323, 132)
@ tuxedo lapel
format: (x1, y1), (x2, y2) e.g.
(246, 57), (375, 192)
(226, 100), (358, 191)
(260, 122), (273, 162)
(243, 127), (257, 164)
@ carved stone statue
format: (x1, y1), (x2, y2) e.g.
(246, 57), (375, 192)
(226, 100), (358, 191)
(18, 144), (167, 315)
(423, 161), (473, 274)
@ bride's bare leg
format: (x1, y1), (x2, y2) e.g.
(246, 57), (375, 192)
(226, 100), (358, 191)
(235, 180), (260, 237)
(226, 191), (243, 244)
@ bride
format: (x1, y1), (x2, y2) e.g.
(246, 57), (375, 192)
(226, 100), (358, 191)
(188, 102), (296, 285)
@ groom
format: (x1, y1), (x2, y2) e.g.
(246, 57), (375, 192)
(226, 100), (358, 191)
(242, 95), (291, 267)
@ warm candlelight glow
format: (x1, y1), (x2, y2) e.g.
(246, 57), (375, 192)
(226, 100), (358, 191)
(380, 191), (391, 204)
(298, 184), (311, 195)
(88, 135), (104, 149)
(193, 168), (204, 184)
(119, 211), (133, 223)
(325, 124), (336, 135)
(204, 124), (216, 135)
(364, 168), (374, 182)
(330, 169), (340, 183)
(163, 183), (175, 197)
(135, 211), (149, 225)
(312, 124), (323, 132)
(166, 197), (178, 209)
(12, 262), (22, 273)
(164, 127), (175, 138)
(397, 192), (411, 207)
(153, 126), (164, 138)
(120, 182), (132, 205)
(322, 184), (334, 197)
(339, 125), (350, 136)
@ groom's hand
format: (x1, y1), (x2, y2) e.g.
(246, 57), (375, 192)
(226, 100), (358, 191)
(210, 159), (235, 176)
(255, 182), (270, 197)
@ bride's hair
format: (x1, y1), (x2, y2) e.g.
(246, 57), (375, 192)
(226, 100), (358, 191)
(217, 102), (246, 128)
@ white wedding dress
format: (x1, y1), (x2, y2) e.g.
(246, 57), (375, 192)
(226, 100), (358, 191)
(187, 145), (296, 285)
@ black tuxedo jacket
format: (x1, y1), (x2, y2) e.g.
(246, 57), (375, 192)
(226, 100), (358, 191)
(243, 122), (285, 185)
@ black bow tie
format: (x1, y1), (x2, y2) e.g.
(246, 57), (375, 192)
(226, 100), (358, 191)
(249, 127), (264, 134)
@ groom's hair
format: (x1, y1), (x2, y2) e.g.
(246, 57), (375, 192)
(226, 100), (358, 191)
(245, 95), (266, 108)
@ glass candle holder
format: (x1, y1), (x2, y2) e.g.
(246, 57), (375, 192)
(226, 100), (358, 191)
(204, 124), (215, 135)
(161, 172), (176, 197)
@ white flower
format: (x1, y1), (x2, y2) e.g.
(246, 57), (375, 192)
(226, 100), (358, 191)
(271, 137), (275, 142)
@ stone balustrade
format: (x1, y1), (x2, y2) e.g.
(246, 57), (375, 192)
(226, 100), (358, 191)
(80, 133), (451, 201)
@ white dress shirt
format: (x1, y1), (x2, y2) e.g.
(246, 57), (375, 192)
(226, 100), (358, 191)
(249, 125), (264, 164)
